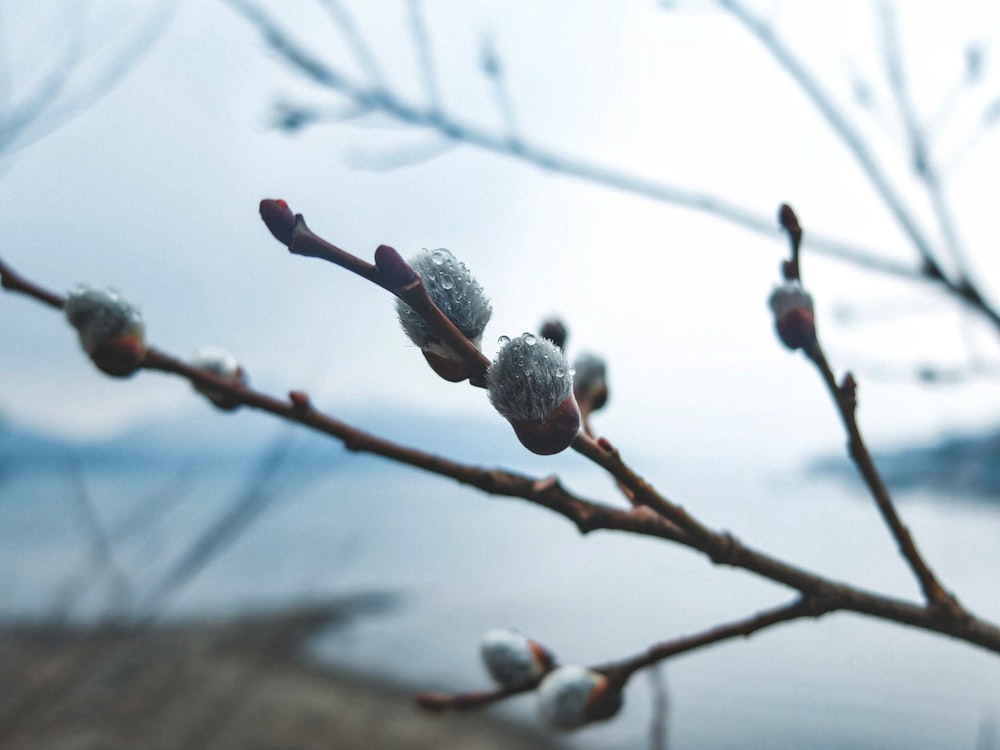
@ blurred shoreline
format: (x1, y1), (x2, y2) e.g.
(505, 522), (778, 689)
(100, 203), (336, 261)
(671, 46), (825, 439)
(0, 601), (565, 750)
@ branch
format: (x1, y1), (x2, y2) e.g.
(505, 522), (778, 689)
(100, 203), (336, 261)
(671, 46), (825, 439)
(719, 0), (1000, 334)
(225, 0), (928, 284)
(5, 256), (1000, 657)
(877, 2), (977, 288)
(777, 207), (957, 611)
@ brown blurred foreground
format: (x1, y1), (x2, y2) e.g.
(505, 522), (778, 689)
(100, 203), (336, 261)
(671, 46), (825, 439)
(0, 600), (565, 750)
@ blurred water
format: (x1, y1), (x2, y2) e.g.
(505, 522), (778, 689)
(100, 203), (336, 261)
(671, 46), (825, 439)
(1, 455), (999, 749)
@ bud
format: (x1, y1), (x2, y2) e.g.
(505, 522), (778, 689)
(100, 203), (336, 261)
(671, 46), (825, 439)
(374, 244), (418, 288)
(537, 666), (622, 731)
(573, 352), (608, 412)
(259, 198), (297, 245)
(487, 333), (581, 455)
(539, 318), (568, 350)
(480, 629), (555, 689)
(396, 248), (492, 380)
(64, 285), (146, 377)
(189, 346), (248, 410)
(768, 282), (816, 351)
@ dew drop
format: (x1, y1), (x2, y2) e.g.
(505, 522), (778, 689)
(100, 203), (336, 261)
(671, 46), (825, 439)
(555, 367), (565, 377)
(431, 250), (446, 265)
(523, 333), (537, 346)
(569, 368), (576, 378)
(440, 273), (455, 289)
(498, 335), (511, 347)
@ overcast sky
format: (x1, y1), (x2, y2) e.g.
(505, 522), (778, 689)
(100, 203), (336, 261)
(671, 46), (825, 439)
(2, 0), (1000, 469)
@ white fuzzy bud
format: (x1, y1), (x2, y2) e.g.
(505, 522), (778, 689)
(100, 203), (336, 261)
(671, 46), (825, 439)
(768, 282), (816, 350)
(768, 282), (813, 319)
(537, 665), (619, 731)
(487, 333), (581, 454)
(189, 346), (247, 410)
(488, 334), (573, 422)
(396, 248), (492, 352)
(64, 285), (146, 376)
(65, 285), (144, 355)
(480, 629), (553, 688)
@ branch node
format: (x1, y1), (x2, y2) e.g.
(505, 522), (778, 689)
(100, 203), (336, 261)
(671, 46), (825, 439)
(289, 390), (312, 410)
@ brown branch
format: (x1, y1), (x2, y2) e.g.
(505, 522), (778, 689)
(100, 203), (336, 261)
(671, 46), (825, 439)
(805, 344), (957, 612)
(596, 595), (832, 688)
(0, 257), (65, 309)
(5, 257), (1000, 660)
(571, 432), (731, 560)
(418, 597), (827, 715)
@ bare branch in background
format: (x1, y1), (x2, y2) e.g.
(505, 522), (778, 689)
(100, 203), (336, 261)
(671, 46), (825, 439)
(50, 459), (132, 616)
(224, 0), (926, 282)
(226, 0), (1000, 346)
(0, 2), (172, 160)
(137, 432), (297, 615)
(406, 0), (442, 114)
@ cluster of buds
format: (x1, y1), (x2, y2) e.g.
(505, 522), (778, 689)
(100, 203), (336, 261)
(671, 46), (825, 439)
(768, 282), (816, 351)
(64, 285), (147, 377)
(395, 248), (492, 382)
(478, 629), (621, 730)
(486, 333), (581, 455)
(188, 346), (248, 410)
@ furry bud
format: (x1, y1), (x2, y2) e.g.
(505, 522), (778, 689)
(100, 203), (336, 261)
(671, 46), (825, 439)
(480, 629), (555, 689)
(768, 282), (816, 351)
(189, 346), (248, 410)
(396, 248), (492, 380)
(537, 666), (622, 731)
(573, 352), (608, 412)
(64, 285), (146, 377)
(487, 333), (581, 455)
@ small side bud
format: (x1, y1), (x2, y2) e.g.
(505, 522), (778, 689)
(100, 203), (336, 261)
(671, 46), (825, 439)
(189, 346), (248, 410)
(537, 666), (622, 731)
(839, 372), (857, 411)
(374, 244), (418, 287)
(64, 285), (146, 377)
(779, 203), (801, 239)
(259, 198), (297, 245)
(480, 629), (555, 689)
(539, 318), (568, 350)
(573, 353), (608, 412)
(395, 248), (492, 381)
(289, 390), (312, 409)
(768, 282), (816, 351)
(487, 333), (581, 455)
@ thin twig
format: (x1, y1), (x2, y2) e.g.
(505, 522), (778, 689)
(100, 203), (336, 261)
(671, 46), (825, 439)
(878, 2), (976, 286)
(406, 0), (442, 114)
(805, 344), (956, 611)
(420, 596), (831, 713)
(315, 0), (387, 89)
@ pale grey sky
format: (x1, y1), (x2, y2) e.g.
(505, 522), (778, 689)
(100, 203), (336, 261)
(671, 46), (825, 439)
(2, 0), (999, 467)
